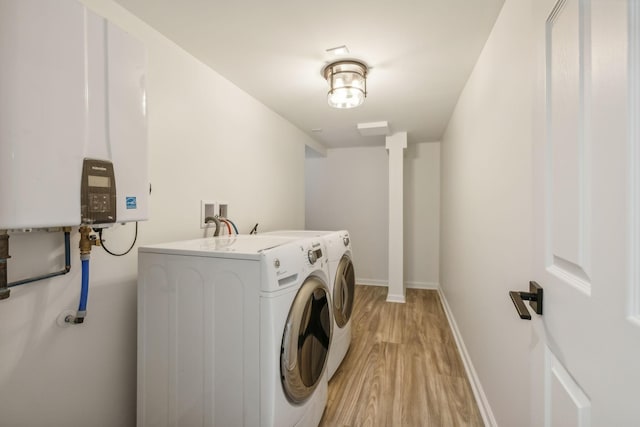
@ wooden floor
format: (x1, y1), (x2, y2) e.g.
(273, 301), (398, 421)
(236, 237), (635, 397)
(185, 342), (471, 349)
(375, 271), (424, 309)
(319, 285), (484, 427)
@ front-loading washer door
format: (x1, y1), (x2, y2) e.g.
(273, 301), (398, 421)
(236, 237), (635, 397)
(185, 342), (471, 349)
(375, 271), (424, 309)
(333, 255), (355, 328)
(280, 276), (331, 404)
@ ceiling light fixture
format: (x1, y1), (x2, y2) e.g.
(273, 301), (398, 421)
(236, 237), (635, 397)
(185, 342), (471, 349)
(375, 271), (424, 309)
(322, 60), (368, 109)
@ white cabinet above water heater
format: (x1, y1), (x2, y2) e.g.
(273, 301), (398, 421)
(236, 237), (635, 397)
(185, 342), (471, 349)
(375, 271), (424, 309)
(0, 0), (148, 229)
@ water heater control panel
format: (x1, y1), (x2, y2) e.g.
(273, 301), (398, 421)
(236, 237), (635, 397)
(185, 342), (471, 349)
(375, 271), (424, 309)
(81, 159), (116, 225)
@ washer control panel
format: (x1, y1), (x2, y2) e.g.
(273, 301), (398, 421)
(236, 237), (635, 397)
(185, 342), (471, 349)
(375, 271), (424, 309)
(307, 250), (317, 265)
(304, 241), (324, 267)
(262, 238), (329, 292)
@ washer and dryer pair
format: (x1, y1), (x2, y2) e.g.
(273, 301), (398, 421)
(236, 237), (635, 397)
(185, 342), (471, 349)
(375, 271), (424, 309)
(137, 235), (333, 427)
(265, 230), (355, 379)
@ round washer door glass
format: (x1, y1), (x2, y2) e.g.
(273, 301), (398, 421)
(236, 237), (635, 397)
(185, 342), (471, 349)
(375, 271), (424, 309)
(281, 276), (332, 404)
(333, 255), (355, 328)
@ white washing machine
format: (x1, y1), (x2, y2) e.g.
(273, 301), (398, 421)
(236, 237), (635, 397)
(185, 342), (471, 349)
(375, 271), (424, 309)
(264, 230), (355, 379)
(137, 235), (332, 427)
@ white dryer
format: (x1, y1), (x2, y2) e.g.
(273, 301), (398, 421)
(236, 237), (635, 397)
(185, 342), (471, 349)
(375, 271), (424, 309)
(264, 230), (355, 379)
(322, 230), (354, 379)
(137, 235), (332, 427)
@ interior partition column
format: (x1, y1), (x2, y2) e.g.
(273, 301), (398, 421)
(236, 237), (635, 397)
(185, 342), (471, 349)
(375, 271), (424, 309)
(385, 132), (407, 303)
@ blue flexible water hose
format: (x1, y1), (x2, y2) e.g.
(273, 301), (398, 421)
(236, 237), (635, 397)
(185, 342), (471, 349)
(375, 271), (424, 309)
(79, 258), (89, 314)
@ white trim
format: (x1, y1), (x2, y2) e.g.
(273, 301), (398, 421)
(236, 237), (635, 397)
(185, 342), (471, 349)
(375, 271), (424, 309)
(356, 278), (387, 287)
(356, 279), (440, 290)
(437, 286), (498, 427)
(386, 293), (406, 303)
(629, 0), (640, 324)
(406, 281), (439, 290)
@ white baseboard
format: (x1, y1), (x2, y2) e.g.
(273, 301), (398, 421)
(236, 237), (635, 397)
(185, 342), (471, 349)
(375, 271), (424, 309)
(406, 281), (439, 290)
(385, 293), (406, 303)
(437, 286), (497, 427)
(355, 279), (439, 290)
(356, 278), (387, 287)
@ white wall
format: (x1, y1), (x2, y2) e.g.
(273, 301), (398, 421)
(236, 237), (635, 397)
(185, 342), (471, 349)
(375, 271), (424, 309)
(0, 1), (314, 426)
(305, 143), (440, 288)
(404, 142), (440, 287)
(305, 147), (389, 283)
(439, 0), (533, 425)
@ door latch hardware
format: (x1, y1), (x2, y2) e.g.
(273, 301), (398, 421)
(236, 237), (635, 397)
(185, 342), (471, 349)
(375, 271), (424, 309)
(509, 281), (543, 320)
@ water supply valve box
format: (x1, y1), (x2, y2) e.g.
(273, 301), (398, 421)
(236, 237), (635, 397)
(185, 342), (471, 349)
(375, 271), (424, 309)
(0, 0), (148, 229)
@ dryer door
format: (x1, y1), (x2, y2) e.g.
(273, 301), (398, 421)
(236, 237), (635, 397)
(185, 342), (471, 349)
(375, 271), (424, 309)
(333, 255), (355, 328)
(281, 276), (332, 404)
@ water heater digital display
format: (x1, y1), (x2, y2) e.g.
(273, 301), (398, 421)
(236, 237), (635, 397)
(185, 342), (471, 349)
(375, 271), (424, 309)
(81, 159), (116, 225)
(88, 175), (110, 188)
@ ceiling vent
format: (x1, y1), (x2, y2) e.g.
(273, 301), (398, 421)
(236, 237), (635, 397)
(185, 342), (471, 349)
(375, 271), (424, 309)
(357, 121), (390, 136)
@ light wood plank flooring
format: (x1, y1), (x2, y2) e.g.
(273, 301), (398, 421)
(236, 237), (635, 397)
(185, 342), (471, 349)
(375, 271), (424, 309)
(319, 285), (483, 427)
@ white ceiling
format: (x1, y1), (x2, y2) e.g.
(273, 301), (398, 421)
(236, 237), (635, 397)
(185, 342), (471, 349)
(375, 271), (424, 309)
(113, 0), (505, 149)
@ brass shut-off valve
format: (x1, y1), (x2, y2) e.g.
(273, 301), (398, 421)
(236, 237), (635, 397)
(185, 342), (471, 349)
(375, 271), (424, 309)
(79, 226), (100, 256)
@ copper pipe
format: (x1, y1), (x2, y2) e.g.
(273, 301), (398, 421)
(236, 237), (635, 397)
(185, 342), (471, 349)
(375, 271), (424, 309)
(8, 229), (72, 288)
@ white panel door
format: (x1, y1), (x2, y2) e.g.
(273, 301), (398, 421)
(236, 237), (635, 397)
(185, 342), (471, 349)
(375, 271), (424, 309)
(530, 0), (640, 425)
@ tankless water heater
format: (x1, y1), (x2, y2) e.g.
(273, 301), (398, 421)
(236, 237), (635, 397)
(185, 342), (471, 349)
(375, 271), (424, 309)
(0, 0), (148, 229)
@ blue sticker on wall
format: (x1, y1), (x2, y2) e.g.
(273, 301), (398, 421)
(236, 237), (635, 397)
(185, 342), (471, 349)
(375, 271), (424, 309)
(126, 196), (137, 209)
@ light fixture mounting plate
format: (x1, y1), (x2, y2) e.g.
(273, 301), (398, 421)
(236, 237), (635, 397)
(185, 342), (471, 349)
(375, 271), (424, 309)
(320, 59), (369, 79)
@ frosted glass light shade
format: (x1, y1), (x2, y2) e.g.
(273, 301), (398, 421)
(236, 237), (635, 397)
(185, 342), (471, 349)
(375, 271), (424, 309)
(323, 60), (368, 109)
(328, 86), (365, 109)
